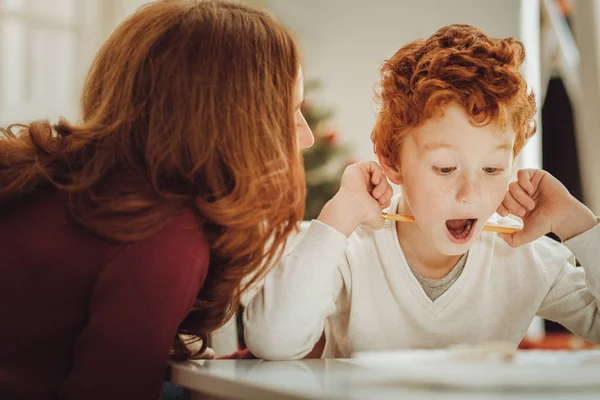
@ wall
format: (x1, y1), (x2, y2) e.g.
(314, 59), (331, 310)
(263, 0), (535, 164)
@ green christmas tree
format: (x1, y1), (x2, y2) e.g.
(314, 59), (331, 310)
(301, 81), (354, 220)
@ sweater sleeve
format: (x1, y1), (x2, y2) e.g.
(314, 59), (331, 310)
(537, 221), (600, 343)
(243, 220), (349, 360)
(58, 217), (209, 400)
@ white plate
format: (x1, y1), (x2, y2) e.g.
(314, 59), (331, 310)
(351, 349), (600, 390)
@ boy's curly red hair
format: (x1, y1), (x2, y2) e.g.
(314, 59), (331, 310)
(372, 24), (536, 166)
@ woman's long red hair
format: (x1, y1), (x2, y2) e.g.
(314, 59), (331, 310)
(0, 0), (305, 359)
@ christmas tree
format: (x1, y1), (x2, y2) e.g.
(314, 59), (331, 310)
(301, 81), (354, 220)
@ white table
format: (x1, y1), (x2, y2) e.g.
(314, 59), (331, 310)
(168, 352), (600, 400)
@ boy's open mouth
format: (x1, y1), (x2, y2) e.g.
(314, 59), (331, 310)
(445, 218), (477, 243)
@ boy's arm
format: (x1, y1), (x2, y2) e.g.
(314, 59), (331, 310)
(499, 169), (600, 341)
(498, 169), (597, 247)
(244, 162), (393, 360)
(536, 222), (600, 343)
(243, 220), (349, 360)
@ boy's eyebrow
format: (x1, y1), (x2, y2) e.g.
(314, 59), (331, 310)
(423, 143), (455, 152)
(423, 143), (513, 152)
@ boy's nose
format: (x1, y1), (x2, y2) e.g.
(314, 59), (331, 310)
(456, 175), (481, 204)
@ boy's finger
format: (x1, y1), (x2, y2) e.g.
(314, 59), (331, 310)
(501, 229), (536, 248)
(371, 180), (388, 199)
(508, 181), (536, 210)
(374, 184), (393, 204)
(497, 203), (509, 217)
(381, 186), (394, 205)
(378, 193), (390, 206)
(369, 162), (382, 185)
(499, 231), (527, 248)
(502, 193), (527, 217)
(517, 169), (535, 195)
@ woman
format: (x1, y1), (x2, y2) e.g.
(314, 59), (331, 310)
(0, 1), (313, 398)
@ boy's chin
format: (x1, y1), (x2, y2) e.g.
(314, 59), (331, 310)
(439, 247), (469, 256)
(435, 237), (474, 256)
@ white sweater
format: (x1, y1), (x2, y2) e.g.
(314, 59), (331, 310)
(244, 195), (600, 360)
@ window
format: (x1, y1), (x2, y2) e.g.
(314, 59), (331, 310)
(0, 0), (82, 124)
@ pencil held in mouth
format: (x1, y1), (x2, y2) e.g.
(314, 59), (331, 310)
(381, 212), (521, 234)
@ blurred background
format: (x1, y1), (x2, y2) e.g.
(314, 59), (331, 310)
(1, 0), (599, 349)
(1, 0), (598, 217)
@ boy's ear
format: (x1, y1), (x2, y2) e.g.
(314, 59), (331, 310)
(376, 152), (403, 185)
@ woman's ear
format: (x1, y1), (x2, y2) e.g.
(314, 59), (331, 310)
(376, 152), (403, 185)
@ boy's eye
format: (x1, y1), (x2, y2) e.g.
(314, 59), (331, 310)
(433, 166), (456, 175)
(483, 167), (504, 175)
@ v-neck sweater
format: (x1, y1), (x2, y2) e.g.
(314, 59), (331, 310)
(244, 195), (600, 360)
(407, 253), (467, 301)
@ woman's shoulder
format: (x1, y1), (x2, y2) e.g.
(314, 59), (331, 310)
(101, 210), (210, 305)
(125, 210), (210, 268)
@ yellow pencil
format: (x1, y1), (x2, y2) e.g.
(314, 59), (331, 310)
(381, 212), (520, 234)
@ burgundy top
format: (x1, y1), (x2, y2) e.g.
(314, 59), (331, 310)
(0, 190), (210, 399)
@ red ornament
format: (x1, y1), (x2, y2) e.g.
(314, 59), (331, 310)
(324, 129), (339, 146)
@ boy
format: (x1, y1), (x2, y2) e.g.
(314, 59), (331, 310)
(243, 25), (600, 359)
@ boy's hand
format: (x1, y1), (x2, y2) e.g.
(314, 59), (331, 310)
(318, 161), (393, 237)
(496, 169), (597, 247)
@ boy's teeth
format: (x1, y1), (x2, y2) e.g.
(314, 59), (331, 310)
(447, 219), (475, 238)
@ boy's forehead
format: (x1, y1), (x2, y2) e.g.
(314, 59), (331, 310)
(408, 111), (515, 151)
